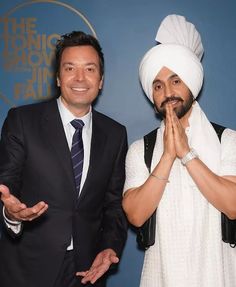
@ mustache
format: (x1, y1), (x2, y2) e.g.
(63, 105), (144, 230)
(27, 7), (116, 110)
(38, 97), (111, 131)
(160, 96), (183, 108)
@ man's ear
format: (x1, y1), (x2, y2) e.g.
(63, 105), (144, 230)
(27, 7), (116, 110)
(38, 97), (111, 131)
(56, 75), (60, 87)
(154, 105), (159, 114)
(99, 76), (104, 90)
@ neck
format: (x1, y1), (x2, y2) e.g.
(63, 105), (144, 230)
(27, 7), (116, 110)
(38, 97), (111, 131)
(70, 106), (90, 118)
(60, 97), (91, 118)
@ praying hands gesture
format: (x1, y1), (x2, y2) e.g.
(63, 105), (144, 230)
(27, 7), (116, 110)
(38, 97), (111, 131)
(163, 103), (191, 162)
(164, 103), (236, 219)
(76, 248), (119, 284)
(0, 184), (48, 222)
(122, 102), (194, 227)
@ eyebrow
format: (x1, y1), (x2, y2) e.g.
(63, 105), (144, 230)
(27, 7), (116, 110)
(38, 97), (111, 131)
(153, 73), (179, 85)
(62, 62), (74, 66)
(62, 62), (99, 68)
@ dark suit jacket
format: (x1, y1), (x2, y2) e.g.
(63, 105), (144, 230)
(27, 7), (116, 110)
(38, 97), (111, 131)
(0, 99), (128, 287)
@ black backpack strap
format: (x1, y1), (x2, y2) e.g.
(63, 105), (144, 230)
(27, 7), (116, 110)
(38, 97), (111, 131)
(211, 122), (226, 142)
(144, 128), (158, 172)
(211, 122), (236, 248)
(137, 128), (158, 250)
(143, 123), (235, 248)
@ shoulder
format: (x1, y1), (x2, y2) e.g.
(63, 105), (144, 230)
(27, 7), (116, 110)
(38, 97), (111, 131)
(126, 138), (144, 162)
(2, 100), (58, 134)
(129, 138), (144, 152)
(127, 127), (159, 160)
(220, 128), (236, 174)
(92, 109), (126, 132)
(221, 128), (236, 146)
(8, 99), (57, 118)
(124, 138), (149, 190)
(128, 127), (159, 153)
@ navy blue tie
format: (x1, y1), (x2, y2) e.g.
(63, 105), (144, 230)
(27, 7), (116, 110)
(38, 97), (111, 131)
(70, 119), (84, 195)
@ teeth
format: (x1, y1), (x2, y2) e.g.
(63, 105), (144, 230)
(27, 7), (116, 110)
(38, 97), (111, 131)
(72, 87), (87, 92)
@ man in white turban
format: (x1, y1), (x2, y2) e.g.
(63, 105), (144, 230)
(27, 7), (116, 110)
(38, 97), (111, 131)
(123, 14), (236, 287)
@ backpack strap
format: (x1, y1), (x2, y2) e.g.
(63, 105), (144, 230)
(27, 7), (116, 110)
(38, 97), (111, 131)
(211, 122), (236, 248)
(137, 128), (158, 250)
(144, 128), (158, 172)
(142, 123), (236, 248)
(211, 122), (226, 142)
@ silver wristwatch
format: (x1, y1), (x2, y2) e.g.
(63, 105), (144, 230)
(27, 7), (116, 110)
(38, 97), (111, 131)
(181, 149), (198, 166)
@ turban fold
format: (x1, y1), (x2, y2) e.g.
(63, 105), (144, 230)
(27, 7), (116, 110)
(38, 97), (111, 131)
(139, 15), (204, 103)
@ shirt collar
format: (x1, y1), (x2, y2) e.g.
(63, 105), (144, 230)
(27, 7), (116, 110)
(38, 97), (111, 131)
(57, 96), (92, 129)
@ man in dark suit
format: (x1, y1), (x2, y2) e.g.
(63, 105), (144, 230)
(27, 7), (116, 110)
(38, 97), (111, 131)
(0, 31), (128, 287)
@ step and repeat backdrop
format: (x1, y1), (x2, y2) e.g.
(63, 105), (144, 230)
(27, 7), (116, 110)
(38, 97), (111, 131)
(1, 1), (236, 286)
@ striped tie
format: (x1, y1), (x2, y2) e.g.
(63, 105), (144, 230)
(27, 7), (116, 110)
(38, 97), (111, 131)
(70, 119), (84, 195)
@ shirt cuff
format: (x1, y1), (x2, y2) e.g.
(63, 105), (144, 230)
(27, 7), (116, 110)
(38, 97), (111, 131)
(3, 206), (22, 234)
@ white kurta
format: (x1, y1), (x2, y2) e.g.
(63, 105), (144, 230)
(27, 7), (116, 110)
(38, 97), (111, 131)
(124, 124), (236, 287)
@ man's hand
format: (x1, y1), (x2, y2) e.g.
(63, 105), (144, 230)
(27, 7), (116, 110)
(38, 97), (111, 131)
(0, 184), (48, 222)
(168, 104), (190, 158)
(76, 248), (119, 284)
(163, 103), (177, 161)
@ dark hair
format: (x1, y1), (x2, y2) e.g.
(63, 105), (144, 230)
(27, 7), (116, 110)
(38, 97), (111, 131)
(55, 31), (104, 78)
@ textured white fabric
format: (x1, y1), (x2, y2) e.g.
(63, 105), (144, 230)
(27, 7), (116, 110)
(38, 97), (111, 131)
(188, 102), (221, 173)
(139, 14), (204, 103)
(124, 104), (236, 287)
(139, 44), (203, 103)
(156, 14), (204, 60)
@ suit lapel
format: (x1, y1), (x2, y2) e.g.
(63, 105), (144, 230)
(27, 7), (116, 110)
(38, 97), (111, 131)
(77, 111), (107, 203)
(41, 100), (75, 192)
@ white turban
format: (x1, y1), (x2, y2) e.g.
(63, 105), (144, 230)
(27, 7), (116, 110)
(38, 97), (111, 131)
(139, 15), (204, 103)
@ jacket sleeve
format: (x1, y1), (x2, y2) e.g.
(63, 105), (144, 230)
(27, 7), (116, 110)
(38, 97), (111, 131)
(0, 108), (26, 236)
(98, 126), (128, 258)
(0, 108), (26, 193)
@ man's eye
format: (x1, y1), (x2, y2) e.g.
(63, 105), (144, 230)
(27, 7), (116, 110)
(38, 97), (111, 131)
(87, 67), (95, 72)
(65, 67), (73, 71)
(154, 84), (162, 90)
(173, 78), (181, 84)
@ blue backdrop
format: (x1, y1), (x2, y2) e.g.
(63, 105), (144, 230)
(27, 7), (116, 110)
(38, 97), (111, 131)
(1, 1), (236, 286)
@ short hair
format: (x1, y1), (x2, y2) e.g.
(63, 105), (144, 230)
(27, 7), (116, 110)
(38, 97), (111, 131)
(55, 31), (104, 78)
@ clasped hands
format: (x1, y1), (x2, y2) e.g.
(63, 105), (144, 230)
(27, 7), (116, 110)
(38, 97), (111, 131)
(163, 103), (191, 161)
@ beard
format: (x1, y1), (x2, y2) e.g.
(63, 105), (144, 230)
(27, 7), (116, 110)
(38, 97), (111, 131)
(155, 93), (194, 119)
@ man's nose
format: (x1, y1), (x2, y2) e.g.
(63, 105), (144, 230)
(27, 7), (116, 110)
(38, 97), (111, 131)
(164, 83), (174, 98)
(75, 68), (85, 81)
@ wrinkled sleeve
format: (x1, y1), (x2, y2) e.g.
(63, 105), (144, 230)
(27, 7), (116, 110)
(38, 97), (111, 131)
(220, 128), (236, 176)
(123, 139), (149, 194)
